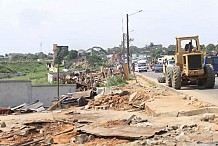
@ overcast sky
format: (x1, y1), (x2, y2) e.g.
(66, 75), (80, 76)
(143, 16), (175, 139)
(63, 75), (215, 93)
(0, 0), (218, 55)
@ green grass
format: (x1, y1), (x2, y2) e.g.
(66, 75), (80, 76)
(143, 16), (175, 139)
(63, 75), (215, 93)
(100, 75), (128, 87)
(0, 61), (51, 84)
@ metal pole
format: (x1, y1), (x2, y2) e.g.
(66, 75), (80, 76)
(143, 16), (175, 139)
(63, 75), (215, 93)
(126, 14), (130, 73)
(57, 64), (60, 100)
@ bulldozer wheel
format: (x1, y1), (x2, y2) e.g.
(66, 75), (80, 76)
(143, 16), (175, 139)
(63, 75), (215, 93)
(157, 76), (165, 83)
(165, 67), (172, 87)
(172, 66), (181, 89)
(204, 64), (215, 88)
(197, 79), (204, 86)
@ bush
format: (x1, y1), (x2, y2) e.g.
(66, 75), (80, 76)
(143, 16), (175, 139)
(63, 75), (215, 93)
(106, 75), (128, 87)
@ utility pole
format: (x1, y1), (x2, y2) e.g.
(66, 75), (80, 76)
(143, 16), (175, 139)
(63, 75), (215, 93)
(126, 14), (130, 73)
(126, 10), (143, 73)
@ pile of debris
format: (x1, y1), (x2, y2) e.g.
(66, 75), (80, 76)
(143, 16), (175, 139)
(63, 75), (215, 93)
(86, 86), (151, 111)
(0, 100), (45, 116)
(0, 120), (77, 145)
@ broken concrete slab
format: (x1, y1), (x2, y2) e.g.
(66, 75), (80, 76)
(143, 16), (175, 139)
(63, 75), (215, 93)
(145, 96), (196, 116)
(72, 89), (92, 99)
(96, 87), (128, 96)
(11, 103), (27, 111)
(78, 125), (165, 140)
(16, 100), (45, 113)
(178, 107), (218, 117)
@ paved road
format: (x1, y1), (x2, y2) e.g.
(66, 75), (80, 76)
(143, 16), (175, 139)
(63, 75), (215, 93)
(140, 70), (218, 106)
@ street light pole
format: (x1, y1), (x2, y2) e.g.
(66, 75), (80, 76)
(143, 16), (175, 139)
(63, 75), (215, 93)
(126, 10), (142, 73)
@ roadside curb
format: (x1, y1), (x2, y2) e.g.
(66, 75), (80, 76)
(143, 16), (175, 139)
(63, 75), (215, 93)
(135, 72), (218, 117)
(135, 72), (183, 96)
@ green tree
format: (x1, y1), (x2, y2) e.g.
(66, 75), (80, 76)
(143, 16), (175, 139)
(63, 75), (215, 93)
(215, 44), (218, 53)
(66, 50), (78, 61)
(87, 55), (103, 66)
(206, 44), (215, 52)
(38, 52), (47, 59)
(27, 54), (38, 61)
(168, 45), (176, 51)
(200, 45), (206, 52)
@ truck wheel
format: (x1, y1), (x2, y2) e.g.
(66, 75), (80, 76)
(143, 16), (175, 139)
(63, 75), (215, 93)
(204, 64), (215, 88)
(172, 66), (181, 89)
(157, 76), (165, 83)
(166, 67), (172, 87)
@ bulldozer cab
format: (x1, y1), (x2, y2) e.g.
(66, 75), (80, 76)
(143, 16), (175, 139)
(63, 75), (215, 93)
(176, 36), (200, 53)
(175, 36), (204, 76)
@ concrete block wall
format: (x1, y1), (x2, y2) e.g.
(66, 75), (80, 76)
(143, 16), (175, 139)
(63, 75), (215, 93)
(0, 80), (32, 107)
(32, 84), (76, 107)
(0, 80), (76, 107)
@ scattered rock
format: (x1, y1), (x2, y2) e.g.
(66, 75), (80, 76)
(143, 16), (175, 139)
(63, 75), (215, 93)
(70, 137), (76, 143)
(180, 124), (187, 130)
(7, 136), (15, 141)
(84, 105), (90, 110)
(75, 134), (88, 144)
(39, 129), (44, 134)
(0, 122), (6, 128)
(182, 94), (188, 100)
(18, 129), (29, 136)
(212, 124), (218, 131)
(201, 113), (215, 122)
(175, 132), (191, 142)
(187, 95), (193, 100)
(191, 96), (198, 101)
(88, 135), (94, 141)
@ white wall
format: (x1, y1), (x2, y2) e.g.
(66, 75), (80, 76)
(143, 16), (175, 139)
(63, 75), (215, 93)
(0, 80), (32, 107)
(0, 80), (76, 107)
(32, 84), (76, 107)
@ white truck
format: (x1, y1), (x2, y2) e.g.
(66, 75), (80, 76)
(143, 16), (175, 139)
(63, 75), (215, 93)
(135, 59), (148, 72)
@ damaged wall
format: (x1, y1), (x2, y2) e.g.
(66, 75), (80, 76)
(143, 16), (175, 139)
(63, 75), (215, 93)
(0, 80), (76, 107)
(0, 80), (32, 107)
(32, 84), (76, 107)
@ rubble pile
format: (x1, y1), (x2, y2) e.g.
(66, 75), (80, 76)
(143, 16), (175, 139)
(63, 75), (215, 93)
(87, 88), (151, 111)
(0, 117), (132, 146)
(0, 120), (77, 145)
(88, 94), (131, 110)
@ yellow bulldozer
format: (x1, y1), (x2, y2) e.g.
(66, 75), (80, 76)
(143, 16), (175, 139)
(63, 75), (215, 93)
(165, 35), (215, 89)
